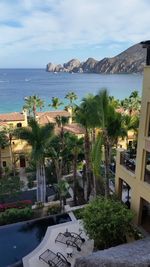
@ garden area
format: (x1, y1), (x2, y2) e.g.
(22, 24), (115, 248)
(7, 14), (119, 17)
(0, 90), (141, 236)
(74, 197), (143, 250)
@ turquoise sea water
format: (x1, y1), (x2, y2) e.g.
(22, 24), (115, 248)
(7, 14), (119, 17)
(0, 69), (143, 113)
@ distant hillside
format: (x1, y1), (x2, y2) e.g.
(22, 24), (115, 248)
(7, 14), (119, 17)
(46, 43), (146, 74)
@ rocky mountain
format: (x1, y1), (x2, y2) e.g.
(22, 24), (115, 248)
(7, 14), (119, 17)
(46, 43), (146, 74)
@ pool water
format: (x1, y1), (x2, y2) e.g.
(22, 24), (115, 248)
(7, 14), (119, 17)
(0, 214), (71, 267)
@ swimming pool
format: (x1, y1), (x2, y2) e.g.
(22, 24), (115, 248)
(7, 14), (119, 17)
(0, 213), (71, 267)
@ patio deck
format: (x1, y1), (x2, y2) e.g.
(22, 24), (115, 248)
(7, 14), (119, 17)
(23, 213), (94, 267)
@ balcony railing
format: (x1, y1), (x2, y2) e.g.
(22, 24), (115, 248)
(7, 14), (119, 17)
(144, 166), (150, 184)
(120, 151), (136, 173)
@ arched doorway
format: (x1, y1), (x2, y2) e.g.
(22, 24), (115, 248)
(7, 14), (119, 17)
(20, 155), (26, 168)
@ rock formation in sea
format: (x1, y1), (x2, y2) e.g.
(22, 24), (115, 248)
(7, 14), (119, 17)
(46, 43), (146, 74)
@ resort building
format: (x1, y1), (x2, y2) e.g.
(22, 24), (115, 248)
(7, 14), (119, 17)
(0, 110), (84, 171)
(0, 111), (28, 169)
(115, 64), (150, 233)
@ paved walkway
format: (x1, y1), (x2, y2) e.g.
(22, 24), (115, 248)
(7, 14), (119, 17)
(23, 216), (94, 267)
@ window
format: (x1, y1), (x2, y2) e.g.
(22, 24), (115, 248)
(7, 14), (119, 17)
(144, 150), (150, 184)
(17, 123), (22, 127)
(146, 103), (150, 136)
(2, 161), (6, 167)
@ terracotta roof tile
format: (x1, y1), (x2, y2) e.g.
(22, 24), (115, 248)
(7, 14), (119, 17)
(64, 123), (85, 134)
(38, 115), (55, 125)
(37, 110), (69, 118)
(37, 110), (70, 125)
(0, 112), (24, 121)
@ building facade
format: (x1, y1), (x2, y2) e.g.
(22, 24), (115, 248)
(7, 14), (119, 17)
(115, 66), (150, 233)
(0, 110), (84, 171)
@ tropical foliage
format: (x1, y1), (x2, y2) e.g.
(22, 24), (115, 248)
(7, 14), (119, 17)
(82, 197), (134, 249)
(0, 175), (23, 202)
(48, 97), (63, 110)
(23, 95), (44, 118)
(0, 207), (33, 225)
(0, 130), (8, 178)
(55, 179), (69, 211)
(1, 89), (141, 210)
(15, 119), (54, 202)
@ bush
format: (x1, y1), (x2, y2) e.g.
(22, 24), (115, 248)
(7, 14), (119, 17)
(0, 200), (32, 212)
(0, 207), (33, 225)
(73, 208), (84, 219)
(27, 175), (35, 188)
(82, 197), (134, 250)
(35, 201), (44, 209)
(47, 204), (61, 215)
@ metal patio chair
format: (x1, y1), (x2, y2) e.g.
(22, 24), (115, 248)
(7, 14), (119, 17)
(55, 230), (85, 251)
(39, 249), (71, 267)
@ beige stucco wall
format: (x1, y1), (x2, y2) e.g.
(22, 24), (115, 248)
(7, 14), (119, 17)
(1, 113), (30, 169)
(115, 66), (150, 225)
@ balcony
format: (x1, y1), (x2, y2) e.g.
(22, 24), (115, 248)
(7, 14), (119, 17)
(120, 151), (136, 173)
(144, 151), (150, 184)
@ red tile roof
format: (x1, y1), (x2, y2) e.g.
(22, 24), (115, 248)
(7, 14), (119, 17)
(64, 123), (85, 135)
(37, 110), (69, 118)
(0, 112), (25, 121)
(37, 110), (70, 125)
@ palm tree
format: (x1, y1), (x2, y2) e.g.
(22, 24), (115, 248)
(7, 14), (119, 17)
(75, 94), (97, 200)
(121, 90), (141, 116)
(94, 89), (126, 197)
(65, 92), (78, 123)
(91, 133), (104, 196)
(23, 95), (44, 118)
(65, 133), (84, 204)
(0, 130), (8, 178)
(122, 114), (139, 148)
(56, 179), (69, 211)
(15, 119), (54, 202)
(65, 91), (78, 106)
(109, 96), (120, 109)
(3, 125), (16, 176)
(46, 135), (63, 182)
(48, 97), (63, 110)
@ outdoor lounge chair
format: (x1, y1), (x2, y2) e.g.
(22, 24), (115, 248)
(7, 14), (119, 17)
(39, 249), (71, 267)
(55, 231), (85, 251)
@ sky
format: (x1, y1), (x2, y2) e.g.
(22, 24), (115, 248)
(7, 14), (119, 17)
(0, 0), (150, 68)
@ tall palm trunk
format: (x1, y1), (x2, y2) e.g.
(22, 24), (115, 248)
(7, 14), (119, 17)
(33, 104), (36, 119)
(54, 158), (62, 182)
(103, 132), (110, 198)
(73, 150), (77, 205)
(9, 135), (16, 176)
(36, 163), (46, 203)
(84, 128), (92, 200)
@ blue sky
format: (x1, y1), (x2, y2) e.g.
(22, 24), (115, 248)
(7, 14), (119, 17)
(0, 0), (150, 68)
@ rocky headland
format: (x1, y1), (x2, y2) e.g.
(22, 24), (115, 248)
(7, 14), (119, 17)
(46, 43), (146, 74)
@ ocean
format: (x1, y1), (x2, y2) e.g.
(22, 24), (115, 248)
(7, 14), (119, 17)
(0, 69), (143, 114)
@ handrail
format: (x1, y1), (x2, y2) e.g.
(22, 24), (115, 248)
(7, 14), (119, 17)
(120, 152), (136, 173)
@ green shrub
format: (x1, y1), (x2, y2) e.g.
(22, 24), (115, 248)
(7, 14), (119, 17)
(128, 224), (143, 240)
(73, 208), (84, 219)
(0, 207), (33, 225)
(82, 197), (134, 250)
(35, 201), (44, 209)
(47, 204), (61, 215)
(27, 175), (35, 188)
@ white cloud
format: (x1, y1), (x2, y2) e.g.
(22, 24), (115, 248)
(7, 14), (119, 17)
(0, 0), (150, 66)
